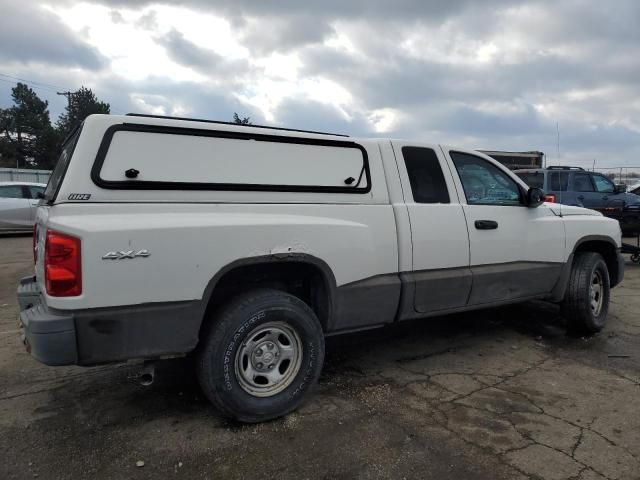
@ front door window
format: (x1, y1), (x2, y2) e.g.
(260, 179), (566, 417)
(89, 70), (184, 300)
(450, 152), (522, 206)
(592, 175), (615, 193)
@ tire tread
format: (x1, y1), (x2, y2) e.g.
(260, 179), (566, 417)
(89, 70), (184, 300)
(196, 288), (323, 422)
(562, 252), (609, 335)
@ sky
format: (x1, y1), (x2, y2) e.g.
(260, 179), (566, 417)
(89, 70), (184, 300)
(1, 0), (639, 169)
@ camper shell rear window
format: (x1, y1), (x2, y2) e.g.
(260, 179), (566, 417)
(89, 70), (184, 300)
(44, 125), (82, 203)
(91, 124), (371, 193)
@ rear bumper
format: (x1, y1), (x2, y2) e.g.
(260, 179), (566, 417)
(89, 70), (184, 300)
(17, 276), (201, 366)
(20, 302), (78, 366)
(17, 275), (41, 311)
(18, 276), (77, 366)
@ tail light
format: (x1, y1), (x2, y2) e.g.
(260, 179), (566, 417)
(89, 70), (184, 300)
(45, 230), (82, 297)
(544, 193), (556, 203)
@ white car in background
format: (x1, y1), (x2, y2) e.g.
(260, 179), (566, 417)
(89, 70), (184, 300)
(0, 181), (46, 232)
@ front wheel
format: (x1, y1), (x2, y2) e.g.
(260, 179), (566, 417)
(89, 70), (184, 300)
(562, 252), (610, 335)
(196, 289), (325, 423)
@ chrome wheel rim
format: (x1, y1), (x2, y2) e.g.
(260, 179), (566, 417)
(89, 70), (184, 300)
(590, 270), (604, 316)
(235, 321), (303, 397)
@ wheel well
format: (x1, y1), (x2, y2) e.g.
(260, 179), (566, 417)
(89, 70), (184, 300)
(574, 240), (619, 284)
(202, 261), (332, 334)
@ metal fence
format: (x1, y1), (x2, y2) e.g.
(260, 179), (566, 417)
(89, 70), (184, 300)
(591, 167), (640, 189)
(0, 168), (51, 184)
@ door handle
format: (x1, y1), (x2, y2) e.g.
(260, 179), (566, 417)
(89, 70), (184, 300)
(577, 195), (585, 200)
(475, 220), (498, 230)
(602, 196), (609, 200)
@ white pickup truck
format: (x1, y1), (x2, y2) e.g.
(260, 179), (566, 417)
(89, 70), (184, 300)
(18, 114), (624, 422)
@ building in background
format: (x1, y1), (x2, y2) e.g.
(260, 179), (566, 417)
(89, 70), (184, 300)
(0, 168), (51, 184)
(479, 150), (544, 170)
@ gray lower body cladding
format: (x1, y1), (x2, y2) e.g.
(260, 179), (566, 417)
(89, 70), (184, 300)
(399, 261), (567, 321)
(20, 300), (201, 366)
(331, 274), (402, 331)
(16, 254), (624, 366)
(467, 262), (564, 305)
(73, 301), (202, 365)
(18, 276), (201, 366)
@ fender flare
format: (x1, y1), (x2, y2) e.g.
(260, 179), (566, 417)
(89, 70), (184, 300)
(196, 253), (338, 330)
(551, 235), (622, 301)
(570, 234), (619, 253)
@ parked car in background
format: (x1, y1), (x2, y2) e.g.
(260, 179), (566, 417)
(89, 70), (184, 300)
(515, 166), (640, 235)
(0, 182), (46, 232)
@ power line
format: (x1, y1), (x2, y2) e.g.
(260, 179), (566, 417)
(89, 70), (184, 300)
(0, 76), (60, 92)
(0, 72), (70, 92)
(0, 72), (127, 114)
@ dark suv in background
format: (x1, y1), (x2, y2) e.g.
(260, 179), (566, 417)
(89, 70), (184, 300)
(515, 166), (640, 235)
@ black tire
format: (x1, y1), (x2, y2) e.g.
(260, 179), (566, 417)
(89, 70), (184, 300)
(196, 288), (325, 423)
(562, 252), (610, 335)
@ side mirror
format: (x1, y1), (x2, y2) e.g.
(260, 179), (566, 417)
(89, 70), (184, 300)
(526, 187), (544, 208)
(615, 184), (627, 194)
(36, 191), (45, 199)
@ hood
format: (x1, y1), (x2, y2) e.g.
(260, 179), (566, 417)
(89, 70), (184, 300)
(622, 193), (640, 206)
(546, 203), (602, 217)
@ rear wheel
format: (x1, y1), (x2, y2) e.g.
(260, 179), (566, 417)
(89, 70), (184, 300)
(196, 289), (324, 423)
(562, 252), (610, 335)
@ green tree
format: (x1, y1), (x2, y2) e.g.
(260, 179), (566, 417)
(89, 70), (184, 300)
(0, 83), (58, 168)
(232, 112), (252, 125)
(56, 86), (110, 138)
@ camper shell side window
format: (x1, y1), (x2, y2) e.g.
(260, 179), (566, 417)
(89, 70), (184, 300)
(91, 124), (371, 194)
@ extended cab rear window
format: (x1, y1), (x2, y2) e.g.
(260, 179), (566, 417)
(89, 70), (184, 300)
(92, 124), (370, 193)
(402, 147), (450, 203)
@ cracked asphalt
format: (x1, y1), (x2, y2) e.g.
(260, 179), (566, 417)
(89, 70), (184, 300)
(1, 235), (639, 480)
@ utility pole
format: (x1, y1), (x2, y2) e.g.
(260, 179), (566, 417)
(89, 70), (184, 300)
(56, 91), (74, 109)
(556, 122), (560, 162)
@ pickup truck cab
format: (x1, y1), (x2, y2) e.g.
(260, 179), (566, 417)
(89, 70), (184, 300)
(18, 114), (624, 422)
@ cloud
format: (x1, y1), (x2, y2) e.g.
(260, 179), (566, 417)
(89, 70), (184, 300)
(0, 3), (105, 70)
(238, 15), (335, 54)
(1, 0), (639, 168)
(109, 9), (125, 24)
(156, 28), (250, 79)
(273, 98), (370, 135)
(96, 0), (513, 23)
(135, 10), (159, 30)
(93, 74), (266, 123)
(156, 29), (225, 68)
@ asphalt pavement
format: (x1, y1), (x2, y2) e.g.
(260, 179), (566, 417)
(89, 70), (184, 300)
(1, 235), (639, 479)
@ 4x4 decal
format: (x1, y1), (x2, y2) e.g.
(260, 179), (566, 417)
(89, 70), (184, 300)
(102, 250), (150, 260)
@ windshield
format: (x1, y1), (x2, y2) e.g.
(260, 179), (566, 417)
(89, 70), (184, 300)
(43, 126), (82, 203)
